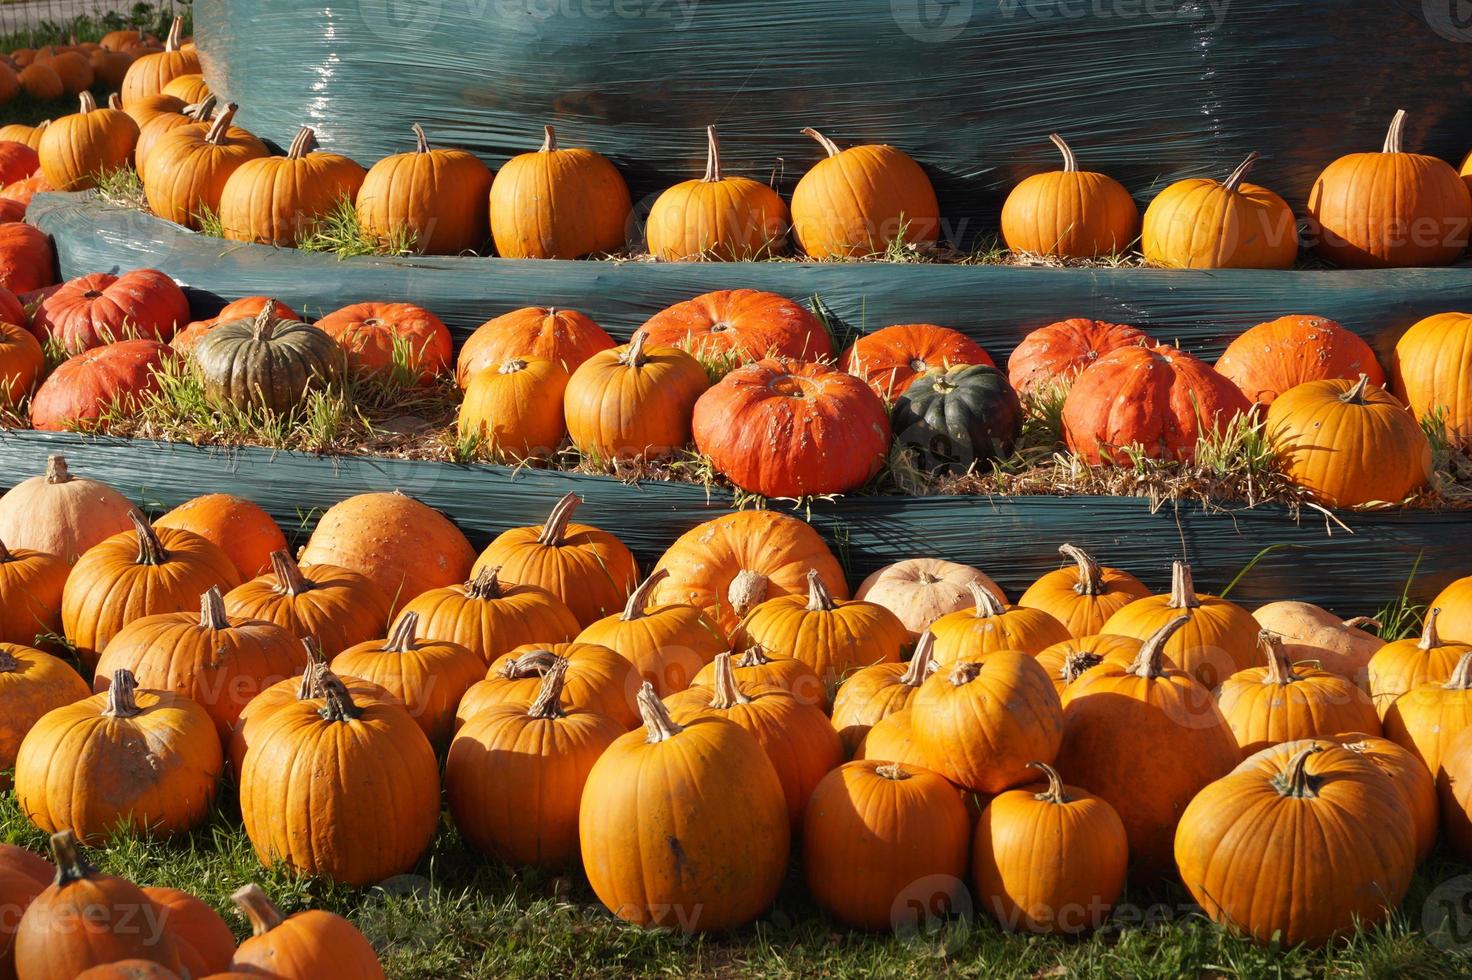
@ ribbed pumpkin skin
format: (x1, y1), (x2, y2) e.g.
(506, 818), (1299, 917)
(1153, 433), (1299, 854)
(0, 646), (89, 790)
(739, 572), (908, 688)
(842, 324), (995, 403)
(225, 554), (391, 658)
(489, 127), (631, 259)
(638, 289), (833, 364)
(0, 547), (68, 648)
(395, 569), (579, 665)
(1366, 610), (1471, 718)
(1063, 345), (1253, 464)
(192, 309), (344, 415)
(229, 885), (385, 980)
(927, 589), (1070, 666)
(1034, 634), (1146, 696)
(314, 301), (453, 384)
(37, 93), (138, 191)
(356, 125), (493, 255)
(0, 320), (43, 409)
(791, 134), (939, 259)
(458, 357), (568, 462)
(1142, 156), (1298, 269)
(119, 18), (198, 106)
(465, 641), (640, 730)
(892, 364), (1022, 474)
(144, 885), (233, 978)
(646, 127), (788, 261)
(29, 339), (170, 433)
(1018, 546), (1150, 638)
(830, 636), (937, 755)
(144, 107), (268, 229)
(1216, 315), (1386, 407)
(159, 72), (208, 104)
(576, 571), (727, 696)
(803, 761), (970, 930)
(854, 558), (1002, 639)
(119, 94), (184, 131)
(1433, 577), (1472, 645)
(0, 223), (55, 295)
(1295, 733), (1438, 863)
(1008, 319), (1151, 397)
(217, 128), (366, 247)
(226, 671), (393, 775)
(1175, 744), (1415, 948)
(1392, 311), (1472, 438)
(564, 333), (709, 462)
(1266, 377), (1431, 507)
(133, 104), (210, 183)
(156, 493), (287, 581)
(0, 454), (139, 563)
(1000, 136), (1139, 260)
(456, 306), (614, 388)
(1383, 655), (1472, 779)
(694, 358), (891, 498)
(1215, 639), (1380, 758)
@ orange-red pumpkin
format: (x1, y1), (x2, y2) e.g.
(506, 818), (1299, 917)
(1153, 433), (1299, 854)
(31, 269), (189, 353)
(1215, 315), (1386, 407)
(313, 301), (452, 383)
(841, 324), (994, 403)
(636, 289), (833, 366)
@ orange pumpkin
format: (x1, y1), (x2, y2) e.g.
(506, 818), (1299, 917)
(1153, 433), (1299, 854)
(356, 123), (493, 255)
(0, 539), (64, 649)
(455, 306), (613, 389)
(0, 644), (90, 789)
(1034, 633), (1147, 696)
(313, 301), (452, 383)
(229, 884), (384, 979)
(156, 493), (286, 580)
(119, 17), (199, 106)
(489, 124), (631, 260)
(143, 102), (268, 229)
(218, 126), (367, 247)
(790, 127), (939, 259)
(575, 568), (726, 696)
(636, 289), (834, 365)
(88, 49), (131, 92)
(1142, 152), (1298, 269)
(38, 91), (138, 191)
(1433, 576), (1472, 645)
(225, 659), (393, 775)
(17, 64), (62, 102)
(159, 72), (208, 104)
(830, 630), (938, 754)
(854, 706), (927, 767)
(223, 549), (390, 659)
(120, 94), (184, 131)
(394, 565), (580, 665)
(840, 323), (995, 402)
(144, 886), (232, 979)
(45, 51), (93, 97)
(1328, 732), (1438, 863)
(645, 125), (788, 260)
(1384, 650), (1472, 779)
(462, 641), (640, 730)
(1215, 315), (1386, 407)
(563, 331), (709, 462)
(1367, 608), (1471, 718)
(689, 642), (827, 710)
(457, 356), (568, 462)
(1017, 543), (1149, 638)
(133, 94), (214, 181)
(1391, 311), (1472, 439)
(1001, 133), (1140, 259)
(927, 583), (1070, 665)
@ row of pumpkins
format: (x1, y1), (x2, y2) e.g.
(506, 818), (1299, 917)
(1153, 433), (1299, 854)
(5, 460), (1472, 952)
(0, 21), (197, 108)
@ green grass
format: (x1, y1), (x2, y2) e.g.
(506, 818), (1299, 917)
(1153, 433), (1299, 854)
(0, 3), (185, 54)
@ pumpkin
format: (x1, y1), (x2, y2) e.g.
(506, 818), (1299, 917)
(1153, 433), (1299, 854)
(1367, 608), (1471, 718)
(579, 682), (790, 931)
(30, 338), (170, 432)
(395, 565), (579, 665)
(1055, 615), (1240, 881)
(854, 558), (1001, 640)
(0, 538), (65, 649)
(455, 306), (614, 388)
(693, 358), (891, 498)
(1215, 315), (1386, 408)
(737, 569), (906, 690)
(637, 289), (834, 366)
(1216, 631), (1379, 757)
(0, 198), (24, 223)
(1100, 560), (1259, 689)
(101, 29), (151, 52)
(973, 761), (1128, 935)
(91, 586), (307, 740)
(0, 866), (43, 979)
(488, 124), (631, 259)
(17, 64), (62, 102)
(0, 222), (57, 295)
(646, 125), (788, 260)
(14, 832), (183, 979)
(32, 268), (190, 353)
(238, 670), (439, 886)
(830, 630), (938, 754)
(61, 514), (240, 673)
(133, 94), (215, 181)
(0, 285), (28, 328)
(652, 509), (847, 638)
(1063, 344), (1253, 464)
(1252, 600), (1384, 686)
(841, 323), (993, 403)
(0, 454), (139, 562)
(665, 652), (843, 827)
(143, 102), (268, 228)
(226, 658), (393, 775)
(1309, 109), (1472, 268)
(0, 141), (38, 185)
(192, 302), (345, 415)
(1034, 633), (1147, 696)
(0, 123), (48, 153)
(88, 49), (132, 91)
(927, 583), (1071, 666)
(120, 94), (183, 131)
(1432, 725), (1472, 860)
(171, 296), (302, 357)
(1142, 152), (1298, 269)
(156, 493), (287, 581)
(229, 884), (385, 979)
(37, 92), (138, 191)
(803, 761), (969, 930)
(312, 301), (452, 384)
(1000, 133), (1140, 260)
(356, 123), (493, 255)
(891, 363), (1022, 474)
(1175, 744), (1415, 947)
(1, 173), (54, 210)
(1018, 544), (1150, 638)
(447, 657), (623, 868)
(330, 612), (482, 748)
(0, 843), (52, 884)
(1433, 576), (1472, 644)
(225, 549), (391, 658)
(854, 706), (927, 767)
(159, 71), (208, 104)
(0, 644), (89, 789)
(564, 331), (709, 462)
(789, 126), (938, 258)
(689, 642), (828, 710)
(1391, 311), (1472, 438)
(45, 52), (92, 96)
(14, 669), (222, 842)
(144, 886), (233, 978)
(1384, 651), (1472, 779)
(576, 568), (726, 696)
(218, 126), (367, 246)
(119, 16), (198, 105)
(462, 642), (639, 731)
(458, 356), (569, 462)
(0, 62), (18, 104)
(1326, 733), (1438, 863)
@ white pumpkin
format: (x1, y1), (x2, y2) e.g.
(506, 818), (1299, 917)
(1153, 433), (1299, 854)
(854, 557), (1003, 638)
(1253, 600), (1385, 688)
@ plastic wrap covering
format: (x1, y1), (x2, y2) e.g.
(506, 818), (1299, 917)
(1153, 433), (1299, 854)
(0, 430), (1460, 614)
(31, 192), (1472, 362)
(194, 0), (1472, 242)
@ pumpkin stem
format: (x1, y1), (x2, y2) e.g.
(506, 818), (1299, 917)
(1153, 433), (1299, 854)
(185, 95), (218, 122)
(268, 549), (311, 596)
(701, 124), (723, 182)
(464, 565), (504, 600)
(800, 127), (842, 159)
(1165, 561), (1202, 610)
(1028, 761), (1070, 804)
(1062, 650), (1104, 683)
(498, 358), (528, 375)
(129, 512), (168, 566)
(0, 538), (11, 563)
(1342, 616), (1382, 633)
(621, 330), (650, 368)
(875, 762), (911, 781)
(107, 93), (122, 111)
(900, 632), (938, 687)
(502, 648), (558, 679)
(1058, 543), (1103, 596)
(636, 680), (684, 742)
(1272, 744), (1325, 799)
(1221, 152), (1260, 192)
(735, 643), (771, 668)
(0, 646), (17, 672)
(1419, 608), (1444, 651)
(164, 14), (183, 52)
(968, 581), (1004, 618)
(205, 103), (239, 146)
(198, 586), (230, 629)
(49, 830), (96, 886)
(101, 669), (141, 718)
(527, 656), (569, 719)
(804, 568), (837, 612)
(621, 568), (670, 621)
(317, 669), (363, 722)
(1048, 133), (1077, 173)
(411, 123), (430, 154)
(77, 91), (97, 114)
(231, 883), (285, 935)
(45, 454), (71, 484)
(251, 299), (278, 341)
(384, 612), (419, 653)
(947, 660), (982, 686)
(727, 569), (770, 617)
(707, 652), (752, 709)
(915, 571), (939, 586)
(536, 493), (581, 547)
(540, 124), (557, 153)
(1259, 631), (1299, 686)
(285, 126), (317, 161)
(1126, 614), (1191, 678)
(296, 646), (326, 698)
(1444, 651), (1472, 690)
(1382, 109), (1408, 154)
(1339, 374), (1371, 405)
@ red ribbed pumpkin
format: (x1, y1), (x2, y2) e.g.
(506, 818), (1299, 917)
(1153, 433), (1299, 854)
(0, 223), (55, 295)
(30, 269), (188, 353)
(30, 339), (169, 432)
(1215, 315), (1386, 407)
(312, 301), (452, 384)
(841, 324), (994, 402)
(636, 289), (833, 366)
(1006, 318), (1151, 396)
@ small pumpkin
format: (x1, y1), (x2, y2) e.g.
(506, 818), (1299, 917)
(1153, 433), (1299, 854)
(133, 94), (215, 180)
(689, 642), (827, 710)
(119, 16), (199, 106)
(312, 301), (453, 383)
(1366, 608), (1471, 718)
(192, 302), (345, 415)
(927, 583), (1070, 666)
(32, 268), (190, 354)
(576, 568), (726, 696)
(563, 331), (709, 462)
(218, 126), (367, 247)
(455, 305), (613, 389)
(637, 288), (833, 365)
(790, 126), (939, 259)
(1384, 650), (1472, 779)
(646, 125), (789, 261)
(0, 140), (38, 185)
(830, 630), (938, 754)
(0, 122), (49, 152)
(144, 885), (233, 979)
(229, 883), (385, 979)
(38, 92), (138, 191)
(0, 540), (67, 647)
(740, 569), (908, 687)
(224, 549), (390, 658)
(0, 644), (89, 789)
(1001, 133), (1140, 259)
(1251, 600), (1384, 686)
(395, 565), (579, 665)
(356, 123), (494, 255)
(462, 641), (639, 731)
(1390, 311), (1472, 439)
(29, 338), (170, 432)
(0, 223), (55, 295)
(1215, 315), (1386, 407)
(155, 493), (287, 581)
(159, 71), (208, 104)
(1018, 543), (1150, 638)
(854, 706), (927, 767)
(143, 102), (268, 229)
(841, 323), (994, 403)
(1432, 576), (1472, 645)
(489, 124), (632, 259)
(1142, 151), (1298, 269)
(17, 64), (62, 102)
(853, 557), (1002, 639)
(458, 356), (569, 462)
(1034, 633), (1147, 696)
(0, 454), (139, 563)
(891, 363), (1022, 474)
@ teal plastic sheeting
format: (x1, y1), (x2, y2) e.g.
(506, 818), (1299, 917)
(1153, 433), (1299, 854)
(194, 0), (1472, 244)
(30, 193), (1472, 362)
(0, 430), (1460, 616)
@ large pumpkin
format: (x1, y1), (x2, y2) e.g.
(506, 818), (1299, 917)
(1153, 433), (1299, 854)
(0, 223), (55, 295)
(463, 641), (640, 730)
(1384, 651), (1472, 779)
(0, 454), (139, 562)
(576, 568), (726, 696)
(218, 126), (367, 246)
(689, 642), (827, 710)
(891, 364), (1022, 474)
(1366, 608), (1471, 718)
(563, 331), (709, 462)
(1266, 375), (1431, 507)
(119, 16), (198, 106)
(489, 124), (631, 260)
(1063, 344), (1253, 464)
(37, 92), (138, 191)
(578, 682), (790, 931)
(458, 356), (569, 463)
(1034, 633), (1148, 696)
(30, 338), (170, 432)
(637, 289), (833, 366)
(740, 569), (908, 687)
(144, 886), (233, 978)
(1391, 311), (1472, 439)
(356, 123), (493, 255)
(1252, 600), (1384, 686)
(31, 269), (190, 353)
(143, 102), (268, 229)
(133, 94), (214, 181)
(0, 540), (67, 647)
(0, 644), (89, 789)
(927, 583), (1070, 665)
(1308, 109), (1472, 268)
(790, 127), (939, 259)
(395, 565), (579, 665)
(229, 884), (385, 979)
(830, 630), (938, 754)
(155, 493), (287, 581)
(1018, 544), (1150, 638)
(1000, 133), (1140, 260)
(455, 306), (614, 388)
(224, 549), (391, 658)
(1433, 576), (1472, 645)
(693, 358), (891, 498)
(1142, 152), (1298, 269)
(854, 557), (1002, 639)
(192, 302), (344, 415)
(313, 301), (452, 384)
(1215, 315), (1386, 407)
(841, 323), (994, 403)
(646, 125), (788, 260)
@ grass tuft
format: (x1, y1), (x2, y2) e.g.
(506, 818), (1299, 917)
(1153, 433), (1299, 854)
(295, 199), (419, 260)
(94, 165), (148, 211)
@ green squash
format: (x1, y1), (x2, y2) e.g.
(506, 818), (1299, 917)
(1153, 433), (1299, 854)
(193, 300), (344, 415)
(892, 364), (1022, 474)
